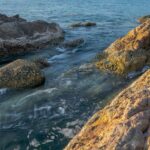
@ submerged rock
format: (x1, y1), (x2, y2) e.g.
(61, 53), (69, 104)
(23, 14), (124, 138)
(0, 59), (45, 88)
(96, 20), (150, 75)
(62, 38), (84, 48)
(33, 58), (50, 69)
(65, 69), (150, 150)
(0, 13), (64, 58)
(138, 15), (150, 23)
(70, 22), (96, 28)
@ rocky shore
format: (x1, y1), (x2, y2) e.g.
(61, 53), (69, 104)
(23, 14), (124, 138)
(0, 12), (150, 149)
(65, 17), (150, 150)
(65, 69), (150, 150)
(96, 19), (150, 75)
(0, 13), (64, 58)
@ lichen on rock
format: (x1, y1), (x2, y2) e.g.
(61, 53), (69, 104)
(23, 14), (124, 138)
(0, 59), (45, 88)
(65, 70), (150, 150)
(96, 20), (150, 75)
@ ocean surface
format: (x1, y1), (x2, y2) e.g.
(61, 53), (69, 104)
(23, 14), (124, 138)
(0, 0), (150, 149)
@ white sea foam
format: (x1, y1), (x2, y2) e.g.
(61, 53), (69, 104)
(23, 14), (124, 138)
(49, 53), (68, 61)
(0, 88), (7, 95)
(13, 88), (57, 107)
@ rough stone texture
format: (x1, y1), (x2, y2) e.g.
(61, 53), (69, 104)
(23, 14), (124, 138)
(96, 20), (150, 74)
(70, 22), (96, 28)
(65, 70), (150, 150)
(62, 38), (84, 48)
(0, 13), (64, 57)
(0, 59), (45, 88)
(138, 15), (150, 23)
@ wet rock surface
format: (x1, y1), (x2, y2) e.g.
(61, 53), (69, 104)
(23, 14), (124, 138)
(70, 22), (96, 28)
(96, 20), (150, 75)
(0, 13), (64, 58)
(62, 38), (84, 48)
(0, 59), (45, 88)
(65, 70), (150, 150)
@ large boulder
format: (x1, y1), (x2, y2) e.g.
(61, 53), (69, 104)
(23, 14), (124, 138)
(96, 20), (150, 74)
(0, 14), (64, 57)
(0, 59), (45, 88)
(65, 69), (150, 150)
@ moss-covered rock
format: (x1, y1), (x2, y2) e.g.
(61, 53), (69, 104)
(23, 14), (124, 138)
(96, 20), (150, 75)
(0, 59), (45, 88)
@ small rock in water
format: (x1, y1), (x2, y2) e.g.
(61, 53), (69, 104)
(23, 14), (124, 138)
(62, 38), (84, 48)
(33, 58), (51, 69)
(70, 22), (96, 28)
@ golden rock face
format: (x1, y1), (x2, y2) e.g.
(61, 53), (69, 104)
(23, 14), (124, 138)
(96, 20), (150, 74)
(65, 70), (150, 150)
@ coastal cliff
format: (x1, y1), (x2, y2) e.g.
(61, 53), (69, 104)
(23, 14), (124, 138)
(65, 69), (150, 150)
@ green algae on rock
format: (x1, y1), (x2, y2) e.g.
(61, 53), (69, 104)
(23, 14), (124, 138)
(65, 69), (150, 150)
(0, 59), (45, 88)
(96, 20), (150, 75)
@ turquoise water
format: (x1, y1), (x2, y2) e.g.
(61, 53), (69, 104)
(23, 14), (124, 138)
(0, 0), (150, 150)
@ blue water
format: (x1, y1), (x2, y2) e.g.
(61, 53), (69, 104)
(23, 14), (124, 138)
(0, 0), (150, 150)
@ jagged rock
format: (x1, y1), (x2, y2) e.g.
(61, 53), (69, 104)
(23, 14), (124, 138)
(0, 59), (45, 88)
(138, 15), (150, 23)
(70, 22), (96, 28)
(0, 14), (26, 24)
(62, 38), (84, 48)
(0, 13), (64, 58)
(65, 70), (150, 150)
(96, 20), (150, 74)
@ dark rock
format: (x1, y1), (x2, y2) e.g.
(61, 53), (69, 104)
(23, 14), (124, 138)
(70, 22), (96, 28)
(62, 38), (84, 48)
(33, 58), (50, 69)
(0, 59), (45, 88)
(0, 14), (64, 58)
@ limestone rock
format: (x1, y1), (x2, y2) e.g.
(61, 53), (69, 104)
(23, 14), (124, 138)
(0, 59), (45, 88)
(96, 20), (150, 74)
(65, 70), (150, 150)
